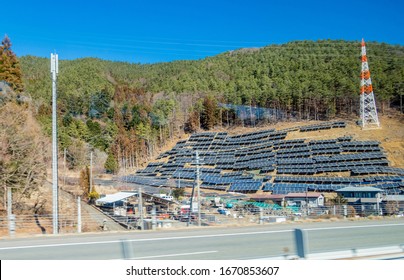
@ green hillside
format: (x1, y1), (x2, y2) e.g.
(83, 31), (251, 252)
(18, 40), (404, 172)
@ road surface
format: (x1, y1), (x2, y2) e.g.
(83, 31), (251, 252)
(0, 218), (403, 260)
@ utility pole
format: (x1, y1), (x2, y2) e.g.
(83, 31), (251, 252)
(305, 186), (309, 216)
(77, 196), (82, 233)
(152, 205), (156, 230)
(188, 179), (196, 227)
(196, 151), (201, 227)
(51, 53), (59, 234)
(63, 148), (67, 188)
(187, 151), (203, 227)
(89, 151), (93, 193)
(138, 187), (143, 230)
(7, 188), (15, 237)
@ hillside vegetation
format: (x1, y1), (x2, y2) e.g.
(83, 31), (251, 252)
(1, 37), (403, 217)
(16, 40), (404, 174)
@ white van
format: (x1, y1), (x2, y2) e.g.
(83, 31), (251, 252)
(159, 195), (173, 201)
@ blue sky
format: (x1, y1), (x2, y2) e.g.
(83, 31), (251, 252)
(1, 0), (403, 64)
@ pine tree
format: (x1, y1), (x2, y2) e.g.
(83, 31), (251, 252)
(104, 152), (119, 174)
(79, 166), (91, 197)
(184, 109), (199, 133)
(0, 35), (23, 92)
(201, 95), (219, 130)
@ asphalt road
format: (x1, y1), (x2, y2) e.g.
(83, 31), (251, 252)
(1, 218), (403, 260)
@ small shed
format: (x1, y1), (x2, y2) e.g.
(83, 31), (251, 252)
(285, 192), (324, 207)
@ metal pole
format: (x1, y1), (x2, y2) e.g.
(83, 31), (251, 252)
(7, 187), (11, 221)
(63, 148), (66, 188)
(51, 53), (59, 235)
(7, 188), (15, 237)
(77, 196), (82, 233)
(138, 187), (143, 230)
(89, 151), (93, 193)
(196, 151), (201, 227)
(306, 186), (309, 216)
(152, 205), (156, 230)
(188, 179), (195, 227)
(259, 207), (263, 225)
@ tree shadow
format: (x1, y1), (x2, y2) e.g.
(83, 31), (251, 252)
(34, 214), (47, 234)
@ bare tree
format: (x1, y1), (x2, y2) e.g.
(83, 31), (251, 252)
(385, 201), (399, 215)
(0, 102), (47, 211)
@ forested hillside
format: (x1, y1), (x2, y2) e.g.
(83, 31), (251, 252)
(19, 40), (404, 173)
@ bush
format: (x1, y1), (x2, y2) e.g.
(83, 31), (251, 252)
(88, 190), (100, 204)
(347, 206), (356, 217)
(104, 152), (118, 174)
(172, 188), (185, 200)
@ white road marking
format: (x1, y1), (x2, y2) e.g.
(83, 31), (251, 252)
(129, 250), (218, 259)
(0, 223), (403, 251)
(305, 223), (404, 231)
(0, 229), (293, 250)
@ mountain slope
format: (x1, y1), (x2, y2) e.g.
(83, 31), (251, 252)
(18, 40), (404, 172)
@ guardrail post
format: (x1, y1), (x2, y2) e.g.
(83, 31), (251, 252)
(121, 239), (134, 259)
(295, 228), (309, 259)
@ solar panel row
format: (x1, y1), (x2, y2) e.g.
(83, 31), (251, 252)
(123, 122), (403, 195)
(299, 121), (346, 132)
(264, 180), (403, 194)
(351, 167), (404, 176)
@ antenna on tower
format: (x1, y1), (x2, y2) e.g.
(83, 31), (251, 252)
(359, 39), (380, 129)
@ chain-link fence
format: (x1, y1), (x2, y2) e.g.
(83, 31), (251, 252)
(0, 213), (103, 237)
(2, 201), (401, 238)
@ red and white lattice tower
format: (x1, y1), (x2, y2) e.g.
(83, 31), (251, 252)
(359, 38), (380, 128)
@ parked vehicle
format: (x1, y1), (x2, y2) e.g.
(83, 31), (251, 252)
(180, 215), (197, 222)
(225, 203), (233, 209)
(217, 208), (231, 215)
(158, 194), (173, 201)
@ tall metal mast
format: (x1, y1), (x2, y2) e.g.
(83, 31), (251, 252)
(360, 39), (380, 128)
(51, 53), (59, 234)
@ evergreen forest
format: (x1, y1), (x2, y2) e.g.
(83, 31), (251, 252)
(7, 39), (404, 173)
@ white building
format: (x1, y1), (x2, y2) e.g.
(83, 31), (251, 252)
(285, 192), (324, 208)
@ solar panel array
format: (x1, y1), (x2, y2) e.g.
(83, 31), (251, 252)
(122, 121), (404, 195)
(263, 175), (404, 194)
(299, 121), (346, 132)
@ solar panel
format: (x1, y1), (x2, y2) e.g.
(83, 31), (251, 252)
(122, 120), (400, 196)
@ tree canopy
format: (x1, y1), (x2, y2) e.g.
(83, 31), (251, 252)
(0, 35), (23, 92)
(16, 39), (404, 172)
